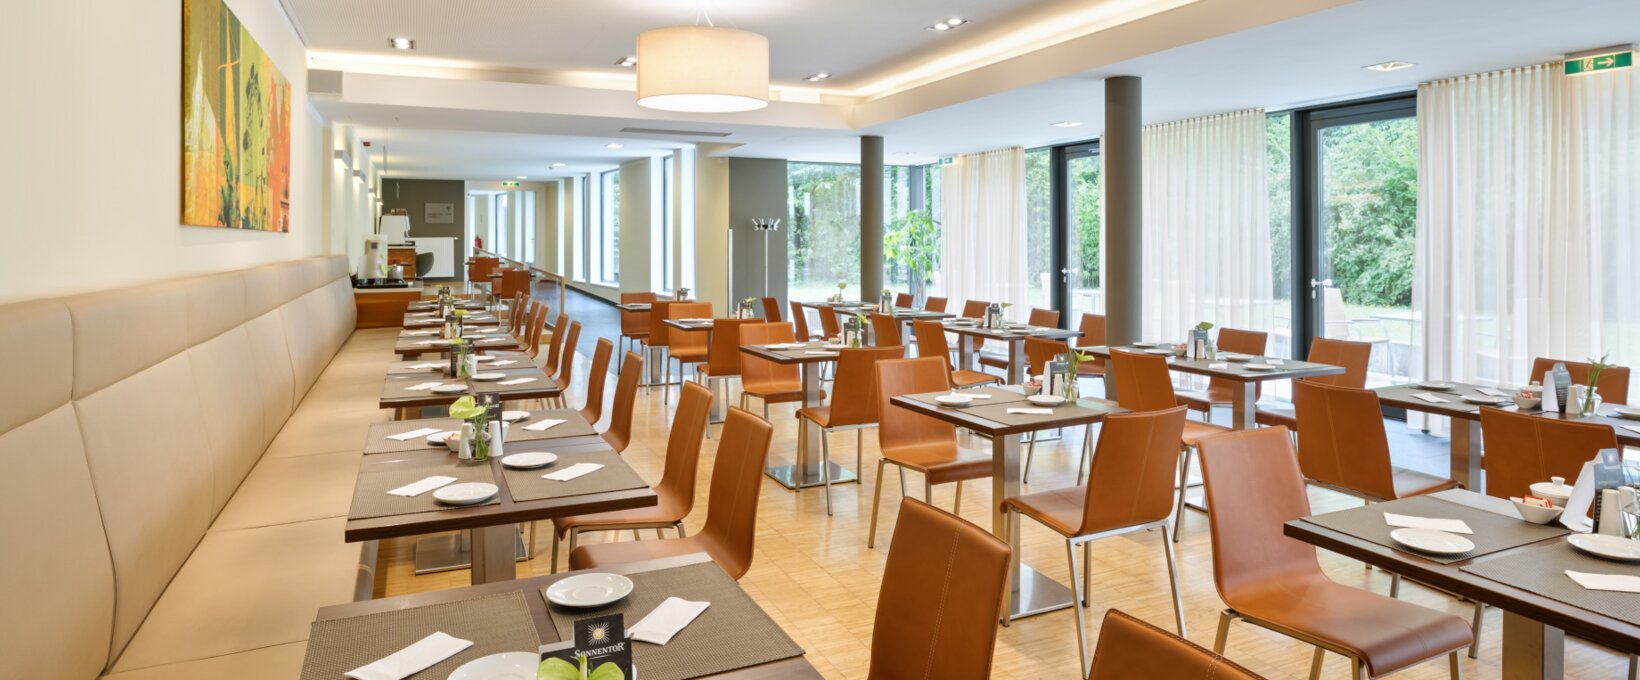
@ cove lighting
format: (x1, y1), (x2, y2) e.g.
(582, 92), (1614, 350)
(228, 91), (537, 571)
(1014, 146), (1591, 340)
(1051, 121), (1082, 128)
(388, 37), (415, 50)
(606, 143), (624, 149)
(516, 175), (528, 180)
(551, 162), (567, 168)
(805, 72), (832, 82)
(1363, 61), (1414, 72)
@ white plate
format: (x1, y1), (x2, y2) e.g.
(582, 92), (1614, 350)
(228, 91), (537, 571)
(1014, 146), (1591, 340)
(1129, 341), (1157, 348)
(470, 372), (507, 382)
(501, 451), (558, 470)
(501, 410), (531, 422)
(1566, 534), (1640, 562)
(1243, 363), (1277, 371)
(432, 482), (498, 506)
(448, 652), (539, 680)
(1389, 528), (1475, 556)
(1417, 381), (1457, 391)
(1144, 348), (1176, 356)
(1027, 394), (1066, 406)
(431, 384), (468, 394)
(425, 431), (458, 445)
(1220, 354), (1252, 362)
(545, 572), (635, 608)
(1613, 407), (1640, 421)
(935, 394), (974, 406)
(1461, 394), (1512, 405)
(822, 343), (849, 350)
(473, 354), (502, 363)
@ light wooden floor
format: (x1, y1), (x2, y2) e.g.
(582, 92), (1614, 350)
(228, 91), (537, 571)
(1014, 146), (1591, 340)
(374, 348), (1631, 679)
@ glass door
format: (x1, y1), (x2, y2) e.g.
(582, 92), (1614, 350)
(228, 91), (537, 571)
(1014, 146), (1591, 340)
(1063, 144), (1102, 327)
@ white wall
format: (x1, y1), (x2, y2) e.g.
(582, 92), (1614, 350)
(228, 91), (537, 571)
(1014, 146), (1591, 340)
(0, 0), (330, 304)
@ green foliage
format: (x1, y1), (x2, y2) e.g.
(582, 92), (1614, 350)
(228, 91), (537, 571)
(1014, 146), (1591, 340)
(787, 163), (863, 291)
(448, 396), (486, 421)
(1267, 113), (1293, 299)
(538, 657), (580, 680)
(1319, 117), (1417, 307)
(884, 209), (941, 285)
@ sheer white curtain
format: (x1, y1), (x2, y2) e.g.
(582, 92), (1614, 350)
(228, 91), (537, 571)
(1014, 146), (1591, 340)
(1416, 63), (1638, 396)
(941, 147), (1029, 316)
(1140, 109), (1273, 341)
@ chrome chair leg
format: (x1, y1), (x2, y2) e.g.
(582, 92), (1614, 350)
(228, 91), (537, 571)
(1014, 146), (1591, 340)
(1067, 538), (1091, 679)
(1213, 610), (1237, 654)
(868, 460), (888, 548)
(1161, 525), (1186, 637)
(820, 429), (834, 516)
(1173, 446), (1193, 543)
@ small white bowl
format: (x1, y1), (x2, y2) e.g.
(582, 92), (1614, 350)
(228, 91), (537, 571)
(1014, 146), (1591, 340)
(935, 393), (974, 407)
(1027, 394), (1066, 406)
(1512, 395), (1543, 410)
(1529, 478), (1575, 508)
(470, 372), (507, 382)
(1509, 498), (1564, 525)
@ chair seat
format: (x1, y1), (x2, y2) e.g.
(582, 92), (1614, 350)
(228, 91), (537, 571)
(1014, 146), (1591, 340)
(569, 534), (748, 579)
(1181, 420), (1231, 447)
(882, 443), (991, 485)
(743, 381), (824, 404)
(952, 370), (1001, 388)
(977, 353), (1012, 370)
(553, 496), (689, 535)
(1077, 362), (1105, 377)
(1003, 485), (1088, 537)
(1230, 575), (1473, 677)
(670, 347), (710, 363)
(1254, 407), (1295, 430)
(620, 330), (649, 340)
(1392, 467), (1461, 498)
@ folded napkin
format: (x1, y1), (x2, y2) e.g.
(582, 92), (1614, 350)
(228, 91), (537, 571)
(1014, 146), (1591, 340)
(405, 382), (444, 392)
(968, 393), (994, 399)
(543, 462), (602, 481)
(1384, 512), (1473, 535)
(1007, 408), (1055, 416)
(1412, 392), (1449, 404)
(1624, 425), (1640, 436)
(498, 377), (536, 386)
(403, 330), (437, 336)
(1208, 363), (1228, 370)
(387, 476), (457, 497)
(489, 359), (517, 367)
(408, 362), (444, 369)
(479, 338), (509, 344)
(804, 351), (838, 356)
(629, 597), (711, 645)
(387, 427), (442, 441)
(1477, 387), (1508, 397)
(345, 631), (473, 680)
(1566, 570), (1640, 594)
(524, 418), (566, 432)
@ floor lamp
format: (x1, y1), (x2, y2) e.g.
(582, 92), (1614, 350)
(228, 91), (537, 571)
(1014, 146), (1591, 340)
(751, 218), (781, 297)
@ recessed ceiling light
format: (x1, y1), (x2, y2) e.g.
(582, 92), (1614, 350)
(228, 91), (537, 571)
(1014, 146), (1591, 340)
(516, 175), (528, 180)
(1050, 121), (1082, 128)
(606, 143), (624, 149)
(614, 56), (637, 67)
(928, 17), (968, 32)
(929, 22), (950, 31)
(550, 162), (567, 168)
(389, 37), (415, 50)
(1363, 61), (1414, 72)
(805, 72), (832, 82)
(947, 17), (966, 26)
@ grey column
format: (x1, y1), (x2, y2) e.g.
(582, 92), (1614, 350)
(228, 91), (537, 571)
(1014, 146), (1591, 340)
(860, 135), (884, 302)
(1103, 77), (1142, 347)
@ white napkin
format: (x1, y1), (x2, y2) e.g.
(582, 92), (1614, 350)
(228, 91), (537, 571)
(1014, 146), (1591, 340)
(414, 340), (443, 346)
(387, 476), (457, 497)
(405, 382), (444, 392)
(387, 427), (442, 441)
(543, 462), (603, 481)
(403, 330), (437, 336)
(489, 359), (517, 367)
(1412, 392), (1449, 404)
(804, 351), (838, 356)
(1384, 512), (1473, 535)
(525, 418), (566, 432)
(344, 631), (474, 680)
(408, 362), (443, 369)
(629, 597), (711, 645)
(968, 393), (994, 399)
(1208, 363), (1229, 369)
(1007, 408), (1054, 415)
(480, 338), (508, 344)
(1565, 570), (1640, 594)
(498, 377), (536, 386)
(1477, 387), (1508, 397)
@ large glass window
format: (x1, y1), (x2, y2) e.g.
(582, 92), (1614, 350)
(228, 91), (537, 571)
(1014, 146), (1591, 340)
(787, 163), (862, 301)
(1266, 112), (1294, 360)
(1024, 148), (1053, 310)
(883, 165), (942, 300)
(1065, 147), (1102, 323)
(598, 170), (620, 285)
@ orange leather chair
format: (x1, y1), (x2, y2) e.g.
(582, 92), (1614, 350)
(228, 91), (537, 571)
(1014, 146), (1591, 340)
(551, 381), (711, 571)
(467, 256), (499, 283)
(979, 307), (1061, 372)
(548, 321), (582, 404)
(1003, 406), (1191, 676)
(579, 338), (615, 426)
(737, 322), (817, 417)
(506, 291), (529, 335)
(1255, 338), (1373, 430)
(602, 352), (644, 453)
(1088, 609), (1266, 680)
(868, 499), (1011, 680)
(503, 268), (531, 301)
(1481, 408), (1618, 501)
(1177, 328), (1268, 420)
(959, 300), (991, 354)
(695, 318), (753, 436)
(819, 306), (844, 340)
(618, 292), (656, 369)
(790, 301), (820, 341)
(923, 296), (949, 313)
(1108, 350), (1230, 543)
(541, 313), (569, 376)
(1019, 336), (1077, 483)
(664, 302), (714, 404)
(798, 346), (904, 514)
(760, 296), (782, 321)
(868, 357), (991, 548)
(1529, 357), (1629, 404)
(870, 312), (902, 347)
(894, 292), (914, 308)
(1198, 427), (1471, 679)
(646, 301), (676, 392)
(569, 406), (775, 579)
(1076, 314), (1107, 378)
(1293, 381), (1457, 502)
(912, 320), (1001, 389)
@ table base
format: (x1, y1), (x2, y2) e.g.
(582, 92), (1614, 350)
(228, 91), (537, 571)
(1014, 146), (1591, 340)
(413, 528), (528, 576)
(764, 462), (859, 490)
(1008, 564), (1076, 620)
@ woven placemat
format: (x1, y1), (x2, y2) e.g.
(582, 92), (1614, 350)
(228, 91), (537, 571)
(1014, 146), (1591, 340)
(503, 450), (650, 503)
(1462, 541), (1640, 621)
(349, 455), (499, 520)
(542, 562), (804, 680)
(301, 591), (540, 680)
(367, 416), (596, 455)
(900, 386), (1031, 410)
(472, 374), (559, 398)
(382, 378), (469, 401)
(1302, 494), (1567, 564)
(961, 401), (1096, 429)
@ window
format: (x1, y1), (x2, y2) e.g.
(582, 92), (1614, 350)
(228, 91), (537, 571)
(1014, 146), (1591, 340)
(787, 162), (862, 300)
(571, 177), (586, 283)
(1024, 148), (1053, 310)
(598, 170), (620, 285)
(883, 164), (943, 298)
(660, 155), (675, 292)
(521, 190), (536, 264)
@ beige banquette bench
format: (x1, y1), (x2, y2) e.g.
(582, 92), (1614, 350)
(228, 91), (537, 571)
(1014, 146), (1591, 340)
(1, 255), (398, 679)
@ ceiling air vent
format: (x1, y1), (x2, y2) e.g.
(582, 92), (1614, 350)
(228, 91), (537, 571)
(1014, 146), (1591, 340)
(618, 127), (733, 138)
(308, 69), (344, 97)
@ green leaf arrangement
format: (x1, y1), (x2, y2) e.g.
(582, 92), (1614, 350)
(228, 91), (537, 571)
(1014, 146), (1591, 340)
(537, 656), (625, 680)
(1586, 353), (1612, 393)
(453, 309), (467, 318)
(1196, 321), (1214, 331)
(836, 281), (847, 291)
(448, 395), (487, 421)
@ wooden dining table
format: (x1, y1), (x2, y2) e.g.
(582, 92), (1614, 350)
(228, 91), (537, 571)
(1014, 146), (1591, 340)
(379, 364), (563, 416)
(738, 340), (854, 491)
(1078, 345), (1344, 430)
(948, 321), (1083, 384)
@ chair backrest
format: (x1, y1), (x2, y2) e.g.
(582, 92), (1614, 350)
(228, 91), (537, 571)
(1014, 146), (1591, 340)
(870, 313), (902, 347)
(1197, 427), (1324, 609)
(1023, 337), (1066, 377)
(960, 300), (989, 351)
(738, 323), (800, 390)
(603, 351), (643, 453)
(1027, 307), (1060, 328)
(1480, 408), (1619, 500)
(829, 346), (906, 428)
(1110, 350), (1179, 411)
(1305, 338), (1372, 388)
(894, 293), (913, 308)
(551, 321), (582, 385)
(648, 300), (676, 349)
(1292, 381), (1398, 500)
(619, 292), (656, 337)
(699, 407), (775, 579)
(704, 318), (752, 377)
(501, 268), (531, 299)
(668, 303), (714, 357)
(923, 296), (948, 313)
(543, 313), (569, 373)
(819, 307), (843, 339)
(1078, 313), (1108, 372)
(1081, 406), (1190, 534)
(658, 382), (713, 519)
(525, 302), (548, 357)
(1210, 328), (1269, 400)
(868, 499), (1011, 680)
(875, 357), (957, 453)
(911, 320), (955, 370)
(1088, 610), (1267, 680)
(760, 296), (782, 321)
(1529, 357), (1630, 405)
(580, 338), (614, 424)
(509, 292), (528, 331)
(789, 301), (813, 340)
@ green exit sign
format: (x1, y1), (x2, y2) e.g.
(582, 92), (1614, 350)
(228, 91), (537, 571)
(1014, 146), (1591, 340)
(938, 156), (954, 166)
(1566, 50), (1632, 76)
(501, 180), (521, 187)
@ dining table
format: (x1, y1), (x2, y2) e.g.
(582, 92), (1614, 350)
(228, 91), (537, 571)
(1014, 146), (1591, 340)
(379, 363), (562, 417)
(393, 329), (521, 356)
(1078, 344), (1344, 430)
(942, 321), (1083, 384)
(890, 387), (1127, 620)
(738, 340), (854, 492)
(664, 318), (727, 422)
(1286, 489), (1640, 679)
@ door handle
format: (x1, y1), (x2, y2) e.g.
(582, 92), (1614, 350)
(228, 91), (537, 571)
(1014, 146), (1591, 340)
(1309, 278), (1334, 288)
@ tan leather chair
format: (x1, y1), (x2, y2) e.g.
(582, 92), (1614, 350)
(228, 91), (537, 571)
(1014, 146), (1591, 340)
(869, 357), (991, 548)
(1088, 609), (1267, 680)
(579, 338), (614, 426)
(617, 292), (656, 368)
(664, 302), (713, 404)
(1481, 408), (1619, 501)
(868, 499), (1011, 680)
(542, 313), (570, 375)
(1003, 406), (1191, 676)
(507, 291), (529, 335)
(1019, 336), (1078, 483)
(569, 406), (775, 579)
(525, 303), (549, 359)
(1529, 356), (1629, 404)
(819, 306), (843, 340)
(760, 296), (782, 321)
(547, 320), (581, 408)
(1177, 328), (1268, 421)
(798, 346), (904, 514)
(1255, 338), (1373, 430)
(646, 300), (675, 392)
(870, 312), (902, 347)
(738, 322), (817, 417)
(912, 320), (1001, 389)
(695, 317), (753, 436)
(551, 381), (711, 571)
(979, 307), (1061, 372)
(1109, 350), (1230, 543)
(501, 268), (531, 302)
(894, 292), (914, 308)
(1198, 427), (1471, 680)
(602, 351), (644, 453)
(959, 300), (991, 353)
(923, 296), (948, 313)
(1294, 381), (1457, 502)
(790, 301), (820, 341)
(1076, 314), (1107, 378)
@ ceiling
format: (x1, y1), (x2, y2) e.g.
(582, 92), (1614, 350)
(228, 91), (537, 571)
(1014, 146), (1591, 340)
(311, 0), (1640, 179)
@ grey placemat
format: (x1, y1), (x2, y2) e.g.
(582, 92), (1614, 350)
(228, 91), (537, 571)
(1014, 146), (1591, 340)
(1462, 541), (1640, 621)
(901, 386), (1031, 410)
(367, 415), (595, 454)
(1302, 494), (1568, 564)
(349, 456), (499, 520)
(472, 374), (559, 398)
(962, 401), (1098, 429)
(542, 562), (804, 680)
(503, 450), (649, 503)
(300, 591), (540, 680)
(382, 378), (469, 401)
(509, 411), (598, 442)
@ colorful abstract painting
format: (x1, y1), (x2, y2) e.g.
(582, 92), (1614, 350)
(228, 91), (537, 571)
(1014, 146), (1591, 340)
(182, 0), (291, 232)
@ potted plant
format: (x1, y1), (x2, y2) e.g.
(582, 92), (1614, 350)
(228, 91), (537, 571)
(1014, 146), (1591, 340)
(1062, 350), (1093, 400)
(834, 281), (847, 303)
(885, 210), (941, 306)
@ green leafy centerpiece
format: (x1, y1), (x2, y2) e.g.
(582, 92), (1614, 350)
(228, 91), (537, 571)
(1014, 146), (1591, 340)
(448, 396), (492, 462)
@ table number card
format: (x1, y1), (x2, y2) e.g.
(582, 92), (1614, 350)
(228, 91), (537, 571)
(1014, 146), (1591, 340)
(539, 614), (632, 680)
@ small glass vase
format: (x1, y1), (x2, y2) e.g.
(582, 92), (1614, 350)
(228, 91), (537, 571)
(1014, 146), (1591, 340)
(466, 421), (492, 462)
(1062, 369), (1080, 401)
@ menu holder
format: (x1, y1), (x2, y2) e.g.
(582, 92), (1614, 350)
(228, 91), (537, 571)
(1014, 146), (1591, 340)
(540, 613), (633, 680)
